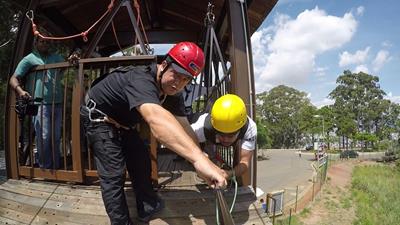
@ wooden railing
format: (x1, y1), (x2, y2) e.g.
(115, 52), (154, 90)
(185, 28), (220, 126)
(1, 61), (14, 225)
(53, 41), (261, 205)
(6, 56), (156, 183)
(6, 54), (243, 185)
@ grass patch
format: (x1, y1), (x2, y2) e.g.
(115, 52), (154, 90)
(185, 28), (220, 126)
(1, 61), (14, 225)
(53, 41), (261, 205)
(324, 199), (339, 210)
(276, 215), (304, 225)
(351, 164), (400, 225)
(299, 207), (311, 217)
(340, 196), (351, 209)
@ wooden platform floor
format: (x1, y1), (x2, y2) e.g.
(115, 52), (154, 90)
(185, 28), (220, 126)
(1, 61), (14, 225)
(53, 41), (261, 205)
(0, 153), (271, 225)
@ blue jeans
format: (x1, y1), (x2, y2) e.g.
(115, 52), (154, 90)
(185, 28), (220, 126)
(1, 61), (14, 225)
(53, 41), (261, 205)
(34, 105), (62, 169)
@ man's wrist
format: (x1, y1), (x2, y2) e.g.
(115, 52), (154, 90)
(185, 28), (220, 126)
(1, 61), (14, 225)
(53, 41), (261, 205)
(226, 169), (234, 178)
(15, 85), (23, 95)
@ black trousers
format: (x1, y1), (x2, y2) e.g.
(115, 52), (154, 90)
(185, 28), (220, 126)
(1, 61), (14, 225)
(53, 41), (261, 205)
(87, 122), (157, 225)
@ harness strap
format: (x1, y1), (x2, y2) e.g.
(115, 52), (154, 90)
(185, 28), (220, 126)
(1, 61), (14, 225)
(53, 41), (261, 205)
(86, 99), (107, 122)
(85, 99), (130, 130)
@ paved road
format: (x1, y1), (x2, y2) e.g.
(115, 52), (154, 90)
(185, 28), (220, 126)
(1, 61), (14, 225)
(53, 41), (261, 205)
(256, 149), (314, 200)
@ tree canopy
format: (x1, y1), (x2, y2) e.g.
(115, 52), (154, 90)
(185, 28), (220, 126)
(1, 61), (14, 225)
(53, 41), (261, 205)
(0, 0), (22, 150)
(257, 85), (316, 148)
(256, 70), (400, 150)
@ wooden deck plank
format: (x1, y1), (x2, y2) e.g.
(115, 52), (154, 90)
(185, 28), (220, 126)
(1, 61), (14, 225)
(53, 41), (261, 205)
(0, 189), (47, 207)
(0, 205), (34, 224)
(0, 182), (54, 200)
(43, 194), (107, 216)
(0, 176), (270, 225)
(157, 186), (257, 200)
(3, 179), (58, 193)
(146, 208), (271, 225)
(0, 216), (27, 225)
(53, 185), (102, 199)
(32, 208), (110, 225)
(0, 197), (41, 216)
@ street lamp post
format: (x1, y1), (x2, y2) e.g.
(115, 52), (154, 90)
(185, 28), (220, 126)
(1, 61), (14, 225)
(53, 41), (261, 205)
(314, 115), (325, 147)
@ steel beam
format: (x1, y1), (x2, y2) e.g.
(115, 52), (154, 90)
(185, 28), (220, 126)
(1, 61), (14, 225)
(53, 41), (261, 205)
(83, 0), (124, 58)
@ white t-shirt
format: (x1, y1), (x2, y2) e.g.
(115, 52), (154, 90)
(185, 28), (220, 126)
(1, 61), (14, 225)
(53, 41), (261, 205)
(191, 113), (257, 151)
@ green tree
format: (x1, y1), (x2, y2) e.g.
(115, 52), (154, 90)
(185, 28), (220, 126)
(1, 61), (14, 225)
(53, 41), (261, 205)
(257, 85), (314, 148)
(329, 70), (387, 149)
(256, 118), (270, 148)
(0, 0), (22, 150)
(329, 70), (385, 132)
(298, 104), (318, 146)
(315, 106), (335, 149)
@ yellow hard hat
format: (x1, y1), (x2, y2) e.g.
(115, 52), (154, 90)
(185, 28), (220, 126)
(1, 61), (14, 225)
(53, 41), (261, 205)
(211, 94), (247, 133)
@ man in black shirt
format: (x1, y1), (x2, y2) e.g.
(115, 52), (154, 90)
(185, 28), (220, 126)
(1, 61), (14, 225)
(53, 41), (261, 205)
(86, 42), (226, 224)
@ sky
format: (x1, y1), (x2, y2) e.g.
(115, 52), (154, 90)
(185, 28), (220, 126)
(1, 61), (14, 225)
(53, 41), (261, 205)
(252, 0), (400, 107)
(149, 0), (400, 108)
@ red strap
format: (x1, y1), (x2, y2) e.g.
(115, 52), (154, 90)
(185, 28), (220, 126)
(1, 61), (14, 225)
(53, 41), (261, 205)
(28, 0), (115, 42)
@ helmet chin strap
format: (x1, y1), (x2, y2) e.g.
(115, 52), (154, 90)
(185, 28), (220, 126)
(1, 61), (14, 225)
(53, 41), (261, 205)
(158, 63), (171, 94)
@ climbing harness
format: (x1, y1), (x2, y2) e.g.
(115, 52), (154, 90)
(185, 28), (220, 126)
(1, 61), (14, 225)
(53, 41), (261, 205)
(86, 99), (108, 123)
(86, 99), (131, 130)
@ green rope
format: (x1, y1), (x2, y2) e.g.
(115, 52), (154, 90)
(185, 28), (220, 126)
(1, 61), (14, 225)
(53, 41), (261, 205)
(229, 170), (238, 213)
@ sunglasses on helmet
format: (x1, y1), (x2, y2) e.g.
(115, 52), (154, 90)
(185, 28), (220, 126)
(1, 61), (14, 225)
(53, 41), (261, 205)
(170, 63), (193, 78)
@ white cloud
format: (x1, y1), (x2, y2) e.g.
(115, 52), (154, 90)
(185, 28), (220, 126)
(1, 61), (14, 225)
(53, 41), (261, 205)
(278, 0), (313, 5)
(356, 6), (365, 16)
(313, 97), (334, 108)
(372, 50), (390, 72)
(354, 64), (369, 74)
(386, 93), (400, 104)
(338, 47), (370, 67)
(314, 67), (328, 78)
(251, 7), (358, 93)
(381, 41), (392, 48)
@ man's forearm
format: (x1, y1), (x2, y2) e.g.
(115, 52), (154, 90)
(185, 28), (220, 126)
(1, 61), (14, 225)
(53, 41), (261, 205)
(139, 103), (204, 163)
(233, 163), (248, 177)
(9, 75), (25, 96)
(10, 75), (20, 90)
(175, 116), (200, 146)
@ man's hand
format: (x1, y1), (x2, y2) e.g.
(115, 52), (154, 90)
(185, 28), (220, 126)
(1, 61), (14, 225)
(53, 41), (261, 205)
(68, 50), (81, 65)
(193, 155), (227, 189)
(221, 169), (233, 180)
(17, 88), (31, 100)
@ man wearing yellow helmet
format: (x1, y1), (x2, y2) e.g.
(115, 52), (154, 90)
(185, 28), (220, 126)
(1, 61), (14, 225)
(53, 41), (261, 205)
(191, 94), (257, 180)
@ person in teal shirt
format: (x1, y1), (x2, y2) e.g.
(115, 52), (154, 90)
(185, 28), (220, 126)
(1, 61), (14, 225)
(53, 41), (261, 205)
(9, 36), (64, 169)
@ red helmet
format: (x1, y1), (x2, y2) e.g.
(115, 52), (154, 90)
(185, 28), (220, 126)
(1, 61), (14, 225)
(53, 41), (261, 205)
(167, 42), (205, 77)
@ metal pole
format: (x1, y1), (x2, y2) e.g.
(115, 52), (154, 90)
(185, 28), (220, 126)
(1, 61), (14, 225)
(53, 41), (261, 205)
(295, 185), (298, 213)
(322, 116), (325, 146)
(272, 197), (276, 225)
(124, 1), (148, 54)
(312, 179), (315, 201)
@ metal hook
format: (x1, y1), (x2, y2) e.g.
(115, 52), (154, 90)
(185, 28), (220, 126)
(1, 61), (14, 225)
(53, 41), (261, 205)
(204, 2), (215, 25)
(146, 44), (154, 55)
(25, 10), (34, 21)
